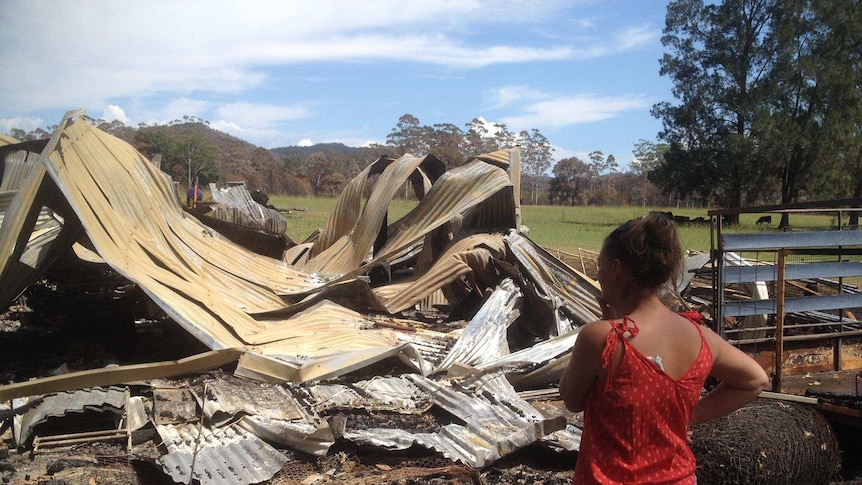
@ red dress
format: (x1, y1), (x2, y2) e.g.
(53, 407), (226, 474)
(573, 312), (713, 484)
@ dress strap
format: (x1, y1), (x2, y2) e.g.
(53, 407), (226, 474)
(601, 316), (638, 390)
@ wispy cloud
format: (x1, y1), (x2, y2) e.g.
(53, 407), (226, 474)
(216, 102), (311, 129)
(487, 85), (549, 109)
(0, 116), (44, 135)
(0, 1), (621, 112)
(502, 93), (651, 130)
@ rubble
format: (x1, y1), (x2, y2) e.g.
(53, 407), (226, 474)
(0, 112), (599, 483)
(0, 112), (858, 484)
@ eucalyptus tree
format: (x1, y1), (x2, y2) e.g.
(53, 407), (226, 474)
(386, 114), (430, 156)
(520, 129), (554, 205)
(652, 0), (777, 222)
(549, 156), (591, 205)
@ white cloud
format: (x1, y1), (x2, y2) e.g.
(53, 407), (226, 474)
(162, 98), (212, 123)
(0, 1), (585, 113)
(209, 120), (291, 149)
(0, 116), (44, 135)
(488, 85), (548, 109)
(102, 105), (130, 124)
(503, 94), (651, 130)
(216, 102), (310, 129)
(298, 138), (313, 147)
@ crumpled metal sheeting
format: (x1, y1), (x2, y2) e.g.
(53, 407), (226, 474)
(541, 424), (583, 452)
(199, 375), (335, 456)
(203, 375), (314, 425)
(433, 278), (521, 373)
(372, 233), (508, 314)
(0, 149), (40, 192)
(0, 214), (67, 305)
(155, 422), (288, 485)
(302, 154), (436, 274)
(375, 160), (513, 266)
(207, 183), (288, 234)
(393, 329), (456, 370)
(343, 374), (565, 468)
(408, 374), (565, 465)
(476, 327), (580, 372)
(35, 116), (329, 347)
(14, 386), (127, 446)
(244, 300), (401, 358)
(0, 137), (55, 312)
(505, 230), (601, 335)
(304, 160), (375, 263)
(308, 376), (432, 414)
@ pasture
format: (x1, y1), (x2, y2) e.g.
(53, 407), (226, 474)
(270, 196), (838, 255)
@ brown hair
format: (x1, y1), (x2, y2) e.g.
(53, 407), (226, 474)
(602, 213), (684, 291)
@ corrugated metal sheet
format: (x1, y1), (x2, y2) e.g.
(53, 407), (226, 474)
(156, 422), (287, 485)
(505, 230), (601, 334)
(308, 376), (432, 414)
(200, 375), (334, 455)
(373, 233), (507, 314)
(343, 374), (565, 468)
(14, 386), (127, 446)
(722, 230), (862, 251)
(208, 183), (288, 234)
(433, 278), (521, 373)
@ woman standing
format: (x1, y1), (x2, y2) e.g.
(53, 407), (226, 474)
(559, 213), (768, 484)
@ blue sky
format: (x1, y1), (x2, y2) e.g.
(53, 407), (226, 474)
(0, 0), (673, 170)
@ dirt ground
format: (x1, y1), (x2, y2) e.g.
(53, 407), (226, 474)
(2, 284), (862, 485)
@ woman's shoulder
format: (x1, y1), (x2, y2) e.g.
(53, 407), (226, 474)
(578, 319), (614, 344)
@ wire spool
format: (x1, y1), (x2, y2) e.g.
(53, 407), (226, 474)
(690, 400), (840, 485)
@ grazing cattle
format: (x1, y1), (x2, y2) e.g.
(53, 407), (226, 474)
(756, 215), (772, 225)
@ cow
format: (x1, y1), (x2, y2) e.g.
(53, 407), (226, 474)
(756, 215), (772, 225)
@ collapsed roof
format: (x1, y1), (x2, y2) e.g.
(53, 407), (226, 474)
(0, 111), (603, 482)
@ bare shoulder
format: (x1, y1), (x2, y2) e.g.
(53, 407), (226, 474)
(578, 319), (611, 346)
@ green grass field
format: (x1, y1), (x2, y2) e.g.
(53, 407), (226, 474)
(269, 195), (836, 254)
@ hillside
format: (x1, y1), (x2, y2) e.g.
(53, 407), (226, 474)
(127, 121), (301, 193)
(271, 142), (361, 160)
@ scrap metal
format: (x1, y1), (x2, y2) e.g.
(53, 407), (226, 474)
(0, 111), (610, 483)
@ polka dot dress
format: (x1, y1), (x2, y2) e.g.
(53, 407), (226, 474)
(573, 312), (713, 484)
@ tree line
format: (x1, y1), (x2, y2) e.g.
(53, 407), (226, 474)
(651, 0), (862, 225)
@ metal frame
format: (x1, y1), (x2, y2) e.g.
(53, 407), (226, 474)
(710, 199), (862, 392)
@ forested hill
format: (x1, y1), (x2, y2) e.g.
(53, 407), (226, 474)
(272, 142), (361, 159)
(98, 119), (395, 197)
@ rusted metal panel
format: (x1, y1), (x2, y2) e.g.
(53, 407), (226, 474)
(153, 388), (198, 425)
(839, 336), (862, 370)
(13, 386), (127, 447)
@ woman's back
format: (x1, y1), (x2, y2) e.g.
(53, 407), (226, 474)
(611, 305), (704, 380)
(573, 309), (713, 484)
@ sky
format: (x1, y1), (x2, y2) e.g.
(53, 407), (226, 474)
(0, 0), (675, 171)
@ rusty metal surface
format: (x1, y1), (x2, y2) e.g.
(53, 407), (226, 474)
(14, 386), (127, 446)
(153, 387), (198, 425)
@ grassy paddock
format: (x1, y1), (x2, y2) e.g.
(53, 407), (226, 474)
(269, 196), (836, 254)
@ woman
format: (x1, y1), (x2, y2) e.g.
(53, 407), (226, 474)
(559, 214), (769, 484)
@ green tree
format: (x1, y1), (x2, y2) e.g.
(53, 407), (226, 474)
(173, 133), (219, 192)
(632, 139), (669, 206)
(549, 156), (590, 205)
(386, 114), (430, 156)
(652, 0), (777, 222)
(427, 123), (466, 168)
(521, 129), (554, 205)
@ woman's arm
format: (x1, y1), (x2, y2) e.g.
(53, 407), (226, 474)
(689, 328), (770, 426)
(559, 321), (607, 413)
